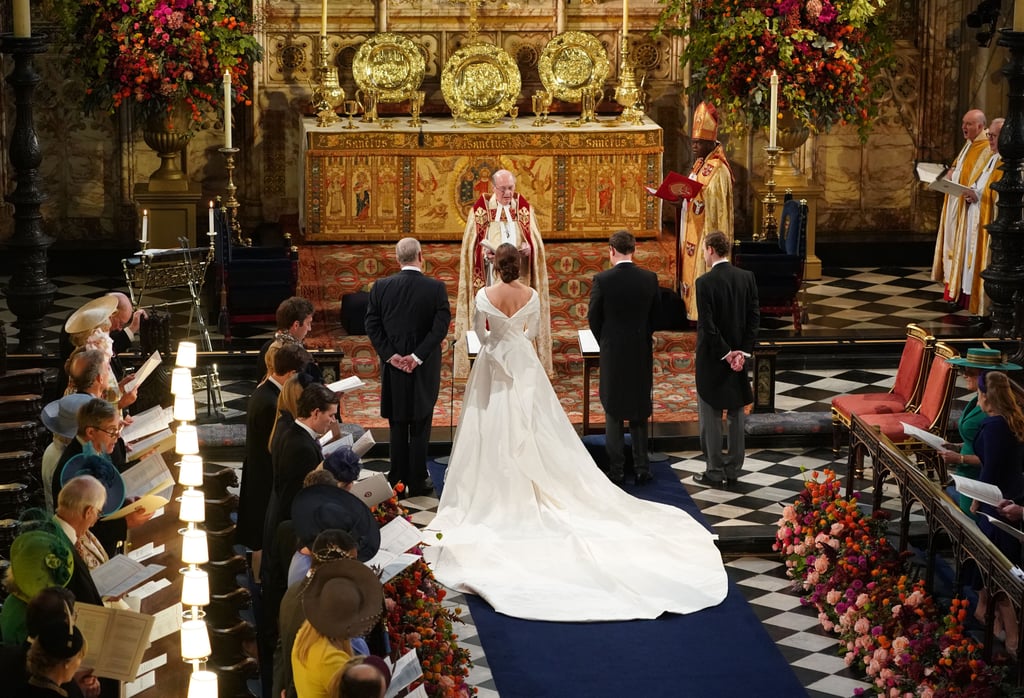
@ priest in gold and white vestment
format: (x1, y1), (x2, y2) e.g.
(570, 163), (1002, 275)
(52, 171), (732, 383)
(680, 101), (734, 321)
(932, 109), (989, 298)
(454, 169), (552, 379)
(955, 118), (1003, 316)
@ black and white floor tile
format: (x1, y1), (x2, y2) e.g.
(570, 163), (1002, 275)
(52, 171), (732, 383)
(3, 265), (979, 696)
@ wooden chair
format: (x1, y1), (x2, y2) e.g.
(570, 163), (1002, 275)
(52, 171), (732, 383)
(831, 323), (935, 456)
(847, 342), (960, 484)
(733, 198), (808, 330)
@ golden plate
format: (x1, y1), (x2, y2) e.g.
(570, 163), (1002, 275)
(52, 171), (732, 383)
(441, 44), (521, 124)
(539, 31), (610, 103)
(352, 33), (425, 103)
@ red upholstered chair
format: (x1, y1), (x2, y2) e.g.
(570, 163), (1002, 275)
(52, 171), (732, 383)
(831, 323), (934, 456)
(848, 342), (960, 483)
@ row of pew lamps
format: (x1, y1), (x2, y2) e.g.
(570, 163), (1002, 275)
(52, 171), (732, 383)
(171, 341), (218, 697)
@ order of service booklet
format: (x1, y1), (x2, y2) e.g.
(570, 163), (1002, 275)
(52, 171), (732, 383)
(75, 603), (155, 682)
(915, 161), (973, 198)
(644, 170), (704, 202)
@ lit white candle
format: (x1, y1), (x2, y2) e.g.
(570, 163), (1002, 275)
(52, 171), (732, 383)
(141, 210), (149, 244)
(321, 0), (328, 37)
(622, 0), (628, 36)
(769, 70), (779, 149)
(222, 71), (232, 149)
(1017, 0), (1024, 31)
(13, 0), (29, 38)
(208, 201), (215, 238)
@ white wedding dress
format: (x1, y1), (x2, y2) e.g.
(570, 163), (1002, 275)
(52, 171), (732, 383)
(422, 288), (728, 621)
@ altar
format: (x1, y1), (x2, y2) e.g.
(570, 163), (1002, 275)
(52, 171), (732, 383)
(300, 115), (664, 241)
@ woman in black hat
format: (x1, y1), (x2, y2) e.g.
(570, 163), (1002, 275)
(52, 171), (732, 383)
(21, 603), (88, 697)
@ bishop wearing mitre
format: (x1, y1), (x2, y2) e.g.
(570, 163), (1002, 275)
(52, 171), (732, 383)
(454, 168), (552, 379)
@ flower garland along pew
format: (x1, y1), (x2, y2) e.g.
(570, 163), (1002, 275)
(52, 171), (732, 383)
(774, 469), (1011, 696)
(373, 487), (476, 698)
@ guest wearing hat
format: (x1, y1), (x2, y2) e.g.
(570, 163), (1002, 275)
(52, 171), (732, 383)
(942, 347), (1021, 514)
(40, 393), (94, 512)
(680, 101), (734, 322)
(1, 527), (75, 647)
(59, 297), (123, 402)
(0, 586), (99, 698)
(322, 447), (362, 488)
(273, 529), (359, 698)
(291, 559), (384, 698)
(59, 293), (145, 383)
(287, 477), (380, 586)
(19, 602), (89, 697)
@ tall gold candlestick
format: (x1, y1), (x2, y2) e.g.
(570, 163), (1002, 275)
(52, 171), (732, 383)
(219, 147), (246, 246)
(759, 145), (782, 241)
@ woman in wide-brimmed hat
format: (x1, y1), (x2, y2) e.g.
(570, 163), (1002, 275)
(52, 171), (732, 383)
(291, 559), (383, 698)
(942, 348), (1021, 514)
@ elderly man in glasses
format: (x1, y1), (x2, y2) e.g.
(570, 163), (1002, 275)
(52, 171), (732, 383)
(51, 398), (151, 556)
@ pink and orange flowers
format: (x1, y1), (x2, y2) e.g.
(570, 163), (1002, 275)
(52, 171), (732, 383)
(655, 0), (891, 137)
(775, 470), (1010, 696)
(53, 0), (263, 124)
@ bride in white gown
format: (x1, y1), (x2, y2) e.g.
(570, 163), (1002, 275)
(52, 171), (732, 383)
(423, 244), (728, 621)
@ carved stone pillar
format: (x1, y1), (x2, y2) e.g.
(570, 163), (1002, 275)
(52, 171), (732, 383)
(983, 28), (1024, 342)
(1, 35), (55, 354)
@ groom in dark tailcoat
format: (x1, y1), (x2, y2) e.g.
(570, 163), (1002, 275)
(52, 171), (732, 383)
(366, 237), (451, 497)
(587, 230), (661, 485)
(693, 230), (759, 487)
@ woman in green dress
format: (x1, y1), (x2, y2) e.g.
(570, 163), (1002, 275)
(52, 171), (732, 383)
(941, 347), (1021, 514)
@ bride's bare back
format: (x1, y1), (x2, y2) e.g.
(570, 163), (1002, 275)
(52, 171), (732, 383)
(484, 279), (533, 318)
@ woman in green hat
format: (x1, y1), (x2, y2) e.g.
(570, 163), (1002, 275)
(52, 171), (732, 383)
(0, 525), (74, 647)
(942, 348), (1021, 514)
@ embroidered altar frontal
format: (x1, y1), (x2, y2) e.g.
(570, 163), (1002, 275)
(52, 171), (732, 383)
(301, 115), (663, 241)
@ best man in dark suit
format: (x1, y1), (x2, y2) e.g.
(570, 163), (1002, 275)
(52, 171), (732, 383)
(587, 230), (661, 485)
(365, 237), (451, 497)
(693, 230), (759, 487)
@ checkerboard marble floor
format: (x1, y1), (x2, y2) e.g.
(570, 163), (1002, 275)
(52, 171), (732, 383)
(0, 264), (981, 350)
(2, 264), (980, 696)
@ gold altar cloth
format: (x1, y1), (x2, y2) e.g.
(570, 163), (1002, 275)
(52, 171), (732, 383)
(300, 115), (664, 241)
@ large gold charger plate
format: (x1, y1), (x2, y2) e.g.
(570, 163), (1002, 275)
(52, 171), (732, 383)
(539, 31), (609, 103)
(441, 44), (521, 124)
(352, 33), (425, 103)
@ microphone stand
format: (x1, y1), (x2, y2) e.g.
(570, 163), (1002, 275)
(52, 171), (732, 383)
(434, 336), (457, 466)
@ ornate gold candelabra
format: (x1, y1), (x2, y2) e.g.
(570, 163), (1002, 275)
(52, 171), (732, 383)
(310, 36), (342, 127)
(218, 147), (245, 245)
(758, 146), (782, 241)
(613, 36), (645, 125)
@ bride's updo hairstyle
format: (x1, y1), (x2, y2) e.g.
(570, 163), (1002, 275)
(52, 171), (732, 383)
(495, 243), (520, 283)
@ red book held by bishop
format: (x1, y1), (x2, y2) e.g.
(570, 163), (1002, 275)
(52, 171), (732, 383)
(644, 171), (704, 202)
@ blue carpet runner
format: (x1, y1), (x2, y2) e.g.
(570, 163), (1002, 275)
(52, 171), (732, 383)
(464, 460), (809, 698)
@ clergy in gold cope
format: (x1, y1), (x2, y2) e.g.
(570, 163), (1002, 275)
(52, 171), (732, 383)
(680, 102), (734, 322)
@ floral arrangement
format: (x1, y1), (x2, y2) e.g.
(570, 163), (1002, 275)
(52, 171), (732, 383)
(655, 0), (892, 137)
(775, 470), (1011, 696)
(373, 490), (476, 698)
(50, 0), (263, 125)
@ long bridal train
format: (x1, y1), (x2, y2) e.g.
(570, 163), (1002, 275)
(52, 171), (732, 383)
(422, 289), (728, 622)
